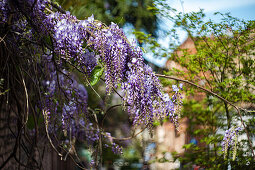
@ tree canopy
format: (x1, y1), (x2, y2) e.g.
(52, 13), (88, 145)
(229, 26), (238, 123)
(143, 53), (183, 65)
(56, 0), (159, 36)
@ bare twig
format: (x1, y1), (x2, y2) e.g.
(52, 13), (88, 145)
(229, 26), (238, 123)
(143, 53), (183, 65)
(20, 72), (29, 124)
(42, 110), (63, 158)
(102, 104), (122, 127)
(103, 125), (148, 141)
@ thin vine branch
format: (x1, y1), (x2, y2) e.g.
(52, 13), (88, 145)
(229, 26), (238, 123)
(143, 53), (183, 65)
(42, 110), (63, 158)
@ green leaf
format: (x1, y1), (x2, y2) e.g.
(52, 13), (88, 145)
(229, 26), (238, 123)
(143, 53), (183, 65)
(183, 143), (194, 149)
(27, 115), (35, 130)
(27, 113), (44, 130)
(153, 120), (160, 126)
(44, 35), (52, 47)
(90, 66), (104, 86)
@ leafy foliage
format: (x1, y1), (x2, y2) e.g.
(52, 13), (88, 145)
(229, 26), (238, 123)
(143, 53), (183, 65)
(56, 0), (159, 36)
(162, 9), (255, 169)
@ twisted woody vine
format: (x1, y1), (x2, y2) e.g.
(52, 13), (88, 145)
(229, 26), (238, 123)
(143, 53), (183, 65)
(0, 0), (254, 169)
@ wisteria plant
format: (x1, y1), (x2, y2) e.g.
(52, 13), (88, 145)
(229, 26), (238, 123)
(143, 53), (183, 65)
(0, 0), (253, 169)
(1, 0), (182, 168)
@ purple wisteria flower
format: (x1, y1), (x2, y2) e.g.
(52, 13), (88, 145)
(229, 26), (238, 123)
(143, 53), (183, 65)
(221, 126), (242, 160)
(103, 132), (123, 154)
(40, 54), (101, 144)
(1, 0), (184, 160)
(43, 5), (183, 129)
(45, 11), (98, 75)
(0, 0), (9, 23)
(172, 85), (179, 92)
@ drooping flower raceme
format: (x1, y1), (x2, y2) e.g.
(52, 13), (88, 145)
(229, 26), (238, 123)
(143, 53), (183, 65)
(221, 126), (242, 160)
(44, 9), (182, 127)
(1, 0), (183, 159)
(45, 11), (98, 75)
(121, 56), (181, 127)
(41, 54), (100, 143)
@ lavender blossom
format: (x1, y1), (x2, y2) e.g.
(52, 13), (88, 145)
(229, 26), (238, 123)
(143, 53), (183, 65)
(222, 126), (242, 160)
(1, 0), (184, 160)
(0, 0), (9, 23)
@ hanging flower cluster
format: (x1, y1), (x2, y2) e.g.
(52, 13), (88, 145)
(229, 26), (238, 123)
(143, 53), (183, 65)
(221, 126), (242, 160)
(41, 55), (99, 143)
(42, 4), (182, 128)
(1, 0), (183, 161)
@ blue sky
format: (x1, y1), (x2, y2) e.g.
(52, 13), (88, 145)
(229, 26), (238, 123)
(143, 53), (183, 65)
(143, 0), (255, 67)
